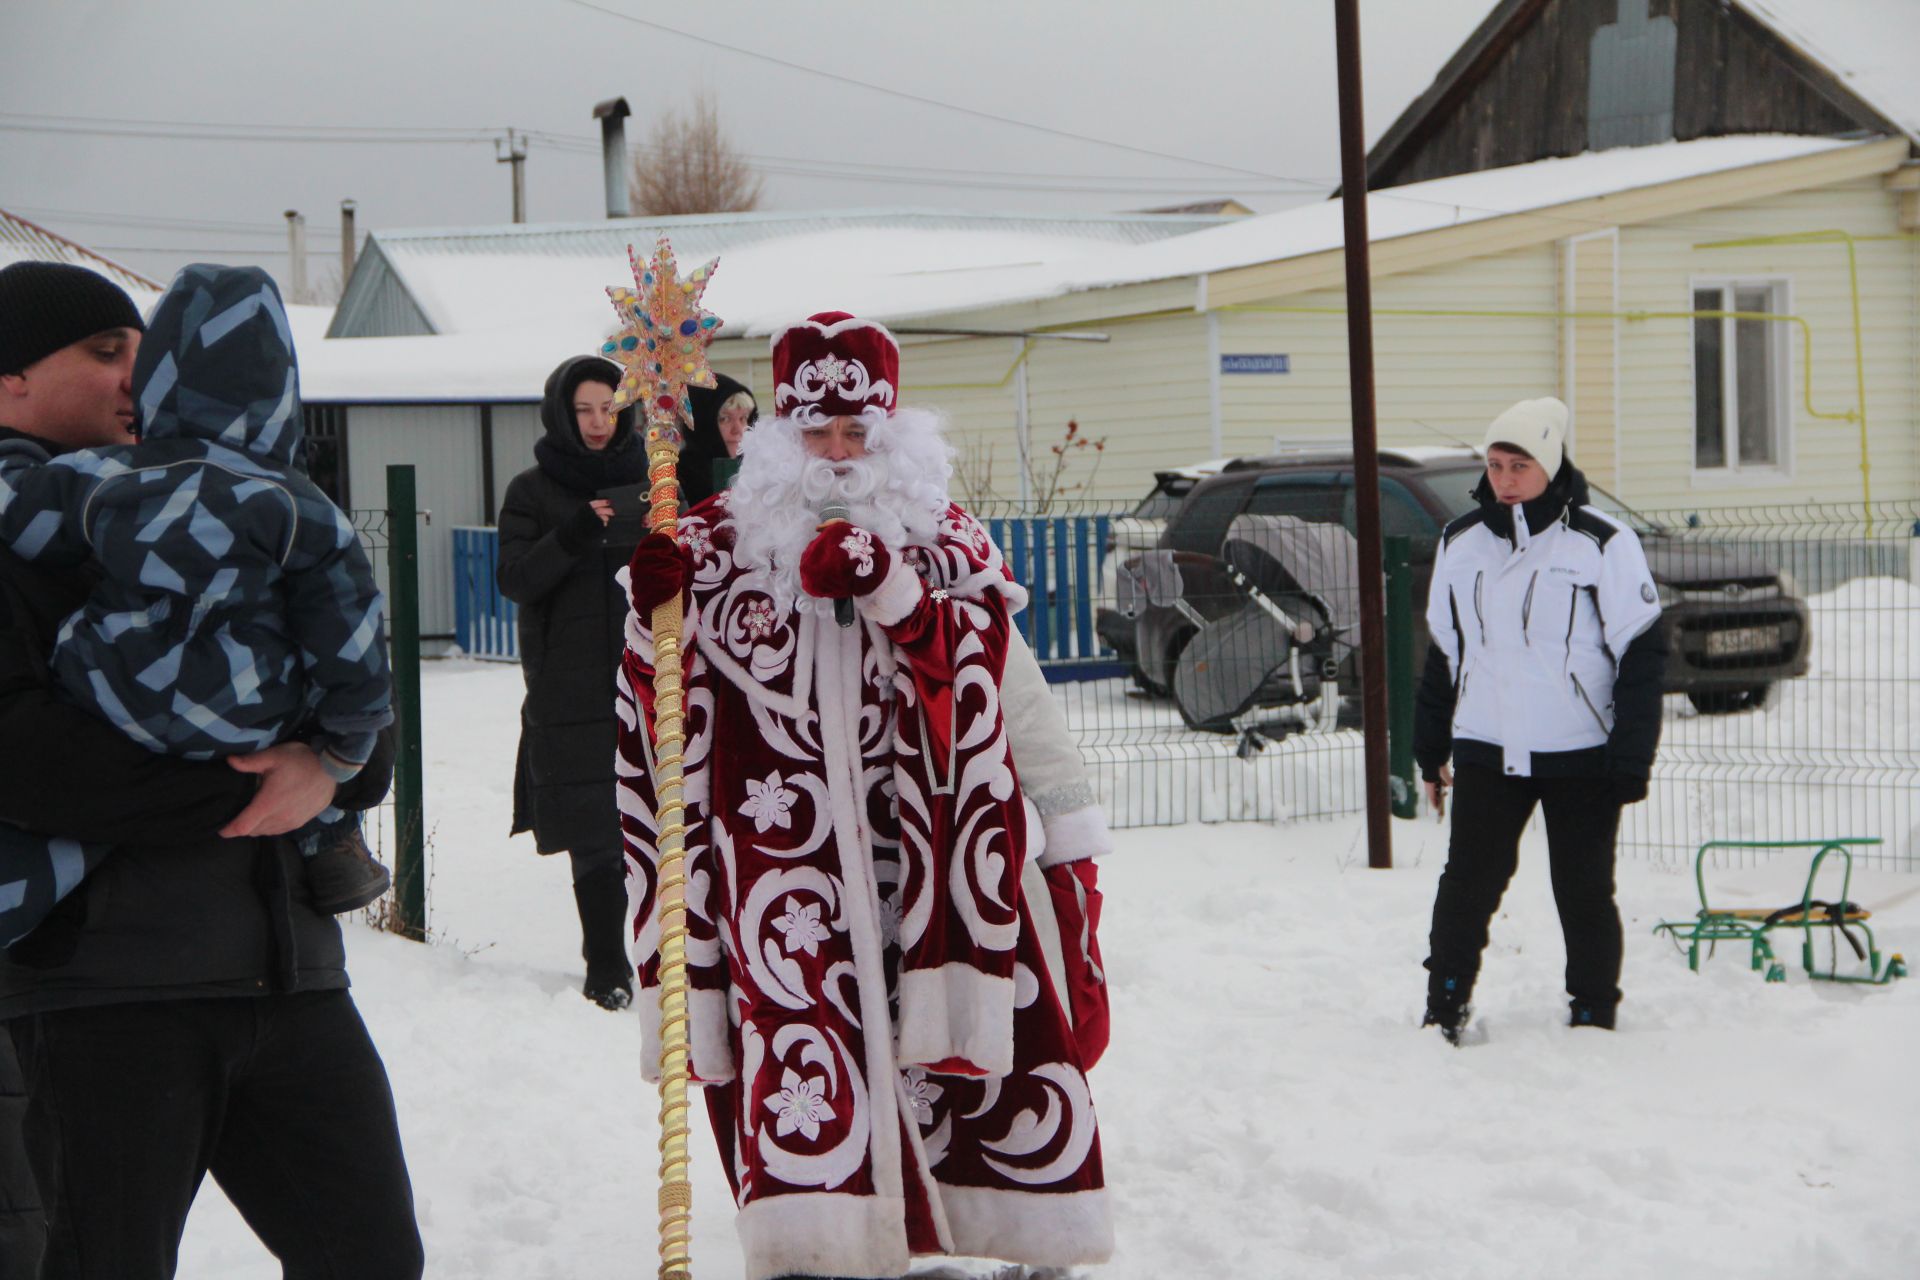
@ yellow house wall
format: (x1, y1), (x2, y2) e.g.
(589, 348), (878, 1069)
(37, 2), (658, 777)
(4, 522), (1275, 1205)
(710, 161), (1916, 514)
(1213, 247), (1562, 460)
(1565, 232), (1620, 491)
(1614, 175), (1919, 511)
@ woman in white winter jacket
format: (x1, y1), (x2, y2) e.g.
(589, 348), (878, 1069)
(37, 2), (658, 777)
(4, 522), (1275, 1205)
(1412, 398), (1667, 1043)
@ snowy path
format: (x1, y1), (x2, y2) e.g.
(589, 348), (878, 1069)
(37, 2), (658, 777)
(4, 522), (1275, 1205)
(179, 660), (1918, 1279)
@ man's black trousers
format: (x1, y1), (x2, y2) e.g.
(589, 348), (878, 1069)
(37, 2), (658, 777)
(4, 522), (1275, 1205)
(1425, 763), (1625, 1009)
(5, 990), (423, 1279)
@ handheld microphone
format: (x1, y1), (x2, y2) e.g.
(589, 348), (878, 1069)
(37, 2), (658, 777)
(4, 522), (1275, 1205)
(817, 503), (856, 628)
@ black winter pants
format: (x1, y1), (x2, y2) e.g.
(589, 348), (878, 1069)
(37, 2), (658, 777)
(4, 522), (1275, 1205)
(1425, 763), (1625, 1008)
(0, 1030), (45, 1277)
(6, 991), (423, 1280)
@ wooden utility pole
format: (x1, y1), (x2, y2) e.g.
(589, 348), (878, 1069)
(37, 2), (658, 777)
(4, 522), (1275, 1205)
(1334, 0), (1393, 870)
(496, 129), (528, 223)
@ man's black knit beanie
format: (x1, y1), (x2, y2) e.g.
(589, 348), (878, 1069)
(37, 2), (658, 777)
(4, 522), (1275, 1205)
(0, 261), (145, 376)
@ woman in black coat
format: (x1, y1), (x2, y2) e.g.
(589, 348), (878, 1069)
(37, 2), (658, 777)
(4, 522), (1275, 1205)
(497, 355), (646, 1009)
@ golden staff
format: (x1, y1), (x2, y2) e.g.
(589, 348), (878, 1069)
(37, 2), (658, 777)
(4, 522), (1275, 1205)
(602, 237), (722, 1280)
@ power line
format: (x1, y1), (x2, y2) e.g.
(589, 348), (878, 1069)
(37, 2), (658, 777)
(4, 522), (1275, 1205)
(0, 119), (498, 146)
(6, 111), (1870, 242)
(5, 204), (345, 236)
(551, 0), (1320, 187)
(0, 114), (1323, 196)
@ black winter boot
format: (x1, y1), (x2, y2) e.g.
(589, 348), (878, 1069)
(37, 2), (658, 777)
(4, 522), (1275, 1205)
(573, 865), (635, 1012)
(1422, 972), (1473, 1046)
(1569, 997), (1617, 1030)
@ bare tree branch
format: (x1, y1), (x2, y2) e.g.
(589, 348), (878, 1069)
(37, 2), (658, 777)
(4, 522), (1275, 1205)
(629, 92), (765, 216)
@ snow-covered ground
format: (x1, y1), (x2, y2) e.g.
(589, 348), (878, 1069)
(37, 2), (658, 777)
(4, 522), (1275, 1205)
(177, 658), (1918, 1279)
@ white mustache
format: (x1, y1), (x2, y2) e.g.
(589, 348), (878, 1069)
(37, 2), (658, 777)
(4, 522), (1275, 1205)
(799, 456), (884, 506)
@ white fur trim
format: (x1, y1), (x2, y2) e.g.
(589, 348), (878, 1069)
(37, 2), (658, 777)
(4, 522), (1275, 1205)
(895, 964), (1015, 1077)
(937, 1185), (1115, 1267)
(859, 555), (924, 627)
(637, 985), (733, 1086)
(1021, 856), (1074, 1029)
(1034, 804), (1114, 868)
(814, 615), (910, 1204)
(735, 1191), (910, 1280)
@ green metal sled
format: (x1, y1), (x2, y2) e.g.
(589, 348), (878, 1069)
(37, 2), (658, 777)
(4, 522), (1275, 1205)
(1652, 839), (1908, 986)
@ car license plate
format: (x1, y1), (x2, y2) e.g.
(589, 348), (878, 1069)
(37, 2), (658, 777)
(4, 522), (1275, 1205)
(1705, 625), (1780, 657)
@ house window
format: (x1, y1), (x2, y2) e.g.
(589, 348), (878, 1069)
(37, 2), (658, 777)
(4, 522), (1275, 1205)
(1693, 281), (1788, 473)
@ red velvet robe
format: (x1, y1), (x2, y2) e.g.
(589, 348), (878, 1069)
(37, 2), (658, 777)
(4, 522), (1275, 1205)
(616, 494), (1112, 1280)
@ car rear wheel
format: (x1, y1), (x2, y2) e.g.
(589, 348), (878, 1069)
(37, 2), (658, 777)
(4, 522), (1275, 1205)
(1687, 684), (1771, 715)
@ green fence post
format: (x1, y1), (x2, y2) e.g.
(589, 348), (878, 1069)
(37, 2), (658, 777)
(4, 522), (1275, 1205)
(1385, 533), (1417, 819)
(386, 465), (427, 941)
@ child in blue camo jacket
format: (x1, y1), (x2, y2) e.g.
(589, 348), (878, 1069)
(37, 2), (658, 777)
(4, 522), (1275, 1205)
(0, 264), (393, 941)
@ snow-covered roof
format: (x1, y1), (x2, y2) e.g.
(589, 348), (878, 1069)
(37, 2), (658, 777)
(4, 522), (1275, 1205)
(375, 225), (1196, 343)
(1083, 135), (1858, 293)
(297, 136), (1882, 402)
(1737, 0), (1920, 144)
(0, 207), (162, 292)
(333, 207), (1228, 341)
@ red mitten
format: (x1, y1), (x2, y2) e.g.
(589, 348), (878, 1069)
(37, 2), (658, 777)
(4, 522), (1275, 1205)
(628, 533), (691, 617)
(799, 523), (894, 601)
(1042, 860), (1109, 1069)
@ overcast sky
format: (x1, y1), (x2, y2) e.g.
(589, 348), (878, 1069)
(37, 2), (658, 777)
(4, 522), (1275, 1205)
(1, 0), (1499, 296)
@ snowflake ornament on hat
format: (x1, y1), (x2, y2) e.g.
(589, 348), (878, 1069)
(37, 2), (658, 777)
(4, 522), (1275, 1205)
(770, 310), (900, 429)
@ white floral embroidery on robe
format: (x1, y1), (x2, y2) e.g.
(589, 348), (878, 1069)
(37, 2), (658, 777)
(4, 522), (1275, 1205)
(767, 1069), (835, 1141)
(740, 771), (798, 832)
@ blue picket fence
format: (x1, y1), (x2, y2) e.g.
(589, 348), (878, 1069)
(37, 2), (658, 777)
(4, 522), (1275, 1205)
(452, 526), (519, 660)
(984, 514), (1123, 679)
(450, 517), (1125, 677)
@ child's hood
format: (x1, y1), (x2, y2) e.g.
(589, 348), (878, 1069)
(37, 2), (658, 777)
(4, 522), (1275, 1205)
(132, 264), (304, 467)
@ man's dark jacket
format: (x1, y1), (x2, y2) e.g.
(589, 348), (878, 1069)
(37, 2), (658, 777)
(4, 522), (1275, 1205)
(0, 427), (389, 1016)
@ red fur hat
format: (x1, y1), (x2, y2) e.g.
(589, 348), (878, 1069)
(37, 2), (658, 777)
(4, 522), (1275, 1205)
(769, 311), (900, 425)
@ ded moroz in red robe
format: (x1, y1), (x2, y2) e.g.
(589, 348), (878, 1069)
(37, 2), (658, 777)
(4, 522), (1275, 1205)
(616, 491), (1112, 1280)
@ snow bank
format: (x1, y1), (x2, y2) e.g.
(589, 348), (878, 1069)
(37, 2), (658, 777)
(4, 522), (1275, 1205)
(174, 661), (1917, 1278)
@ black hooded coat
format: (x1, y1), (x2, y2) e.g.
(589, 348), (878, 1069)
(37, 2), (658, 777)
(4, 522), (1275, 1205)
(498, 356), (645, 854)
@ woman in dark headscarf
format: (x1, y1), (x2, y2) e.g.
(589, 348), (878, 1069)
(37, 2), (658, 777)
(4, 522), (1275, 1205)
(677, 370), (757, 507)
(496, 354), (647, 1009)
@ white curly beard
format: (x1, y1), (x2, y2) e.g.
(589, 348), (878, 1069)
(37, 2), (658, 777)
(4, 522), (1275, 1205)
(723, 406), (954, 614)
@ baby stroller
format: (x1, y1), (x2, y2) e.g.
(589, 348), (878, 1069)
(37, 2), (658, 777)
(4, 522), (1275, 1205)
(1120, 514), (1361, 736)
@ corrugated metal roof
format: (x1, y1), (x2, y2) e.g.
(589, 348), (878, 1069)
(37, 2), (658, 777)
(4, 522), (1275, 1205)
(328, 238), (436, 339)
(0, 207), (162, 292)
(331, 207), (1228, 339)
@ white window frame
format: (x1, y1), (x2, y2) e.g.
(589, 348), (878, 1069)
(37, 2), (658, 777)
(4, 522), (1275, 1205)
(1688, 276), (1794, 487)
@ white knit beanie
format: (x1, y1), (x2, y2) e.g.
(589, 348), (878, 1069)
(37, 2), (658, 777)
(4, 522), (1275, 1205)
(1483, 397), (1569, 479)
